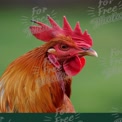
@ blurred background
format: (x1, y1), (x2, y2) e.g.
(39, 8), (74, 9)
(0, 0), (122, 113)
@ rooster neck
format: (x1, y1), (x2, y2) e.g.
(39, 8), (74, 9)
(0, 46), (72, 112)
(42, 57), (72, 97)
(41, 57), (67, 88)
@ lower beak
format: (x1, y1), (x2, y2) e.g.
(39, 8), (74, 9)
(79, 48), (98, 57)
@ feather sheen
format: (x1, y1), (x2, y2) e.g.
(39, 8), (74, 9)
(0, 44), (74, 112)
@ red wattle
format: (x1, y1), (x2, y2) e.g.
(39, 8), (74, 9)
(63, 56), (85, 76)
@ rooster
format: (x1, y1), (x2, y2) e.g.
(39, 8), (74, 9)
(0, 16), (97, 112)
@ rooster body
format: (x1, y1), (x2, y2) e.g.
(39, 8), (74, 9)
(0, 16), (97, 112)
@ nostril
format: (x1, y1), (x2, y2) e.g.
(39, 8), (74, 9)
(81, 47), (89, 51)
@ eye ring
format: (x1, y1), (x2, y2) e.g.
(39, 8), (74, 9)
(59, 44), (70, 51)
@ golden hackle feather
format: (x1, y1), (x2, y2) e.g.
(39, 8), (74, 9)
(0, 36), (75, 112)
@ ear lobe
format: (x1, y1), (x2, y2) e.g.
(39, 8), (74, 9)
(47, 48), (56, 54)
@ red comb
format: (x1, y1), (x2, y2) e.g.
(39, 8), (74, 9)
(30, 16), (93, 48)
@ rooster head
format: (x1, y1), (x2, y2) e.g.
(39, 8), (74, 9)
(30, 16), (98, 76)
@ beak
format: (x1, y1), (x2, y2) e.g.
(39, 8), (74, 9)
(79, 48), (98, 57)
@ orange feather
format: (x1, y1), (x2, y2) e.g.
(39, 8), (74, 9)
(0, 37), (75, 112)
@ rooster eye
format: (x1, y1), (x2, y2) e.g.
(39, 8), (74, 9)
(59, 44), (70, 51)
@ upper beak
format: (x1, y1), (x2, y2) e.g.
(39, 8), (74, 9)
(79, 48), (98, 57)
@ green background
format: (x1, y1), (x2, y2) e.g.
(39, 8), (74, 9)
(0, 0), (122, 113)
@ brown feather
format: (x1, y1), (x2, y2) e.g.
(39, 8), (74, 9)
(0, 36), (75, 112)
